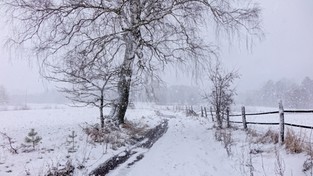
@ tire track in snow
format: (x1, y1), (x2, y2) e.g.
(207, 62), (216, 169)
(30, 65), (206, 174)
(111, 116), (241, 176)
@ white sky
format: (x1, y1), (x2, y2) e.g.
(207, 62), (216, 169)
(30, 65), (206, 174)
(0, 0), (313, 94)
(221, 0), (313, 91)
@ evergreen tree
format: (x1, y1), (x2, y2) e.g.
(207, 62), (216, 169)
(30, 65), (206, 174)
(67, 131), (77, 153)
(25, 128), (42, 149)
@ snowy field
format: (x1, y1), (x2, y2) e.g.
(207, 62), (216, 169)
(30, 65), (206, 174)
(0, 104), (311, 175)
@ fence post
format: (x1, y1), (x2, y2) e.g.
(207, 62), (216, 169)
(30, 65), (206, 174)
(226, 107), (230, 128)
(241, 106), (247, 130)
(204, 107), (208, 119)
(201, 106), (204, 117)
(279, 101), (285, 144)
(210, 106), (214, 122)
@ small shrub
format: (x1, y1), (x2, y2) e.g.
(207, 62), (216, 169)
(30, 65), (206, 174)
(24, 128), (42, 150)
(67, 131), (77, 153)
(285, 128), (305, 154)
(82, 123), (107, 143)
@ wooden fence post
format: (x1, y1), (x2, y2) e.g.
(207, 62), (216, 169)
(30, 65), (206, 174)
(210, 106), (214, 122)
(226, 107), (230, 128)
(241, 106), (247, 130)
(204, 107), (208, 119)
(201, 106), (204, 117)
(279, 101), (285, 144)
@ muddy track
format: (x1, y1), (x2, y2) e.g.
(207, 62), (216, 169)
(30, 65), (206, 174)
(89, 120), (169, 176)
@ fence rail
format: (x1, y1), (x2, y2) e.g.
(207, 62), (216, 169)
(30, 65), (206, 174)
(284, 110), (313, 113)
(229, 110), (313, 117)
(223, 101), (313, 144)
(177, 104), (313, 143)
(284, 123), (313, 129)
(230, 111), (279, 117)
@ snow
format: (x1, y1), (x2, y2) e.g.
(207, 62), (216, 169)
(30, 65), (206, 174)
(110, 117), (240, 176)
(0, 104), (311, 175)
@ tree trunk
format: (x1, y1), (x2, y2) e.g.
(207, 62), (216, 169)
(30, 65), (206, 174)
(111, 0), (141, 125)
(100, 95), (104, 128)
(115, 64), (133, 124)
(111, 41), (135, 124)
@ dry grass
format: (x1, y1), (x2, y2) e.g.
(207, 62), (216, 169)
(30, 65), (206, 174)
(285, 128), (305, 154)
(247, 129), (259, 138)
(305, 142), (313, 158)
(256, 129), (279, 144)
(122, 119), (149, 137)
(214, 129), (233, 156)
(81, 119), (150, 150)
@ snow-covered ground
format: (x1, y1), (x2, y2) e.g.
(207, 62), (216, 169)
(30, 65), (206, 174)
(0, 103), (163, 175)
(110, 116), (241, 176)
(0, 104), (311, 175)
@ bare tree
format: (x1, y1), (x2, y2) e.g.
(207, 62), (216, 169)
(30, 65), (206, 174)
(5, 0), (262, 124)
(205, 60), (239, 128)
(45, 54), (120, 128)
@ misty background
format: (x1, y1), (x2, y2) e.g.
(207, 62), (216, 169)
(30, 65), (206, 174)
(0, 0), (312, 107)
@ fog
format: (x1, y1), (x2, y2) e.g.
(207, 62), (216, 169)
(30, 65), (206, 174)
(0, 0), (313, 104)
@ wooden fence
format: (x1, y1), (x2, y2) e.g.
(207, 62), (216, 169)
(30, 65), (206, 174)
(223, 101), (313, 144)
(175, 103), (313, 144)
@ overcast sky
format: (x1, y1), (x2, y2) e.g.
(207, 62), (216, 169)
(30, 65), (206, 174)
(0, 0), (313, 94)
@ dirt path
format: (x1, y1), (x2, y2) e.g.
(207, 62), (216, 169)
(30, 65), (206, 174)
(109, 116), (241, 176)
(89, 120), (168, 176)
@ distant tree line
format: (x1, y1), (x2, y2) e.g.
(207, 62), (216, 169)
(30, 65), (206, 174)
(0, 85), (9, 105)
(244, 77), (313, 109)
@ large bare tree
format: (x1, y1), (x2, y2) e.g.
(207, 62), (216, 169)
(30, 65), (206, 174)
(5, 0), (262, 124)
